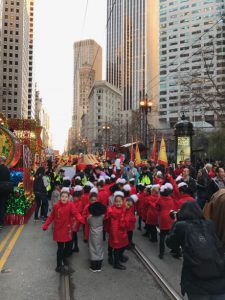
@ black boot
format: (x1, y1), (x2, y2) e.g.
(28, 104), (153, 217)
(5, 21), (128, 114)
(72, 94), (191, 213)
(113, 249), (126, 270)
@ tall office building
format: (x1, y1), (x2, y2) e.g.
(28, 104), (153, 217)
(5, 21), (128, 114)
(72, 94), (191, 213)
(159, 0), (225, 127)
(0, 0), (31, 119)
(106, 0), (159, 114)
(27, 0), (35, 119)
(72, 39), (102, 143)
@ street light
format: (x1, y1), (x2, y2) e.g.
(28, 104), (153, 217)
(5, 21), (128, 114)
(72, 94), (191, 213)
(102, 124), (111, 152)
(139, 94), (153, 152)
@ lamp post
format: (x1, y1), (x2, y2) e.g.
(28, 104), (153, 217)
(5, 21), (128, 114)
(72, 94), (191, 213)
(102, 124), (111, 152)
(139, 94), (153, 152)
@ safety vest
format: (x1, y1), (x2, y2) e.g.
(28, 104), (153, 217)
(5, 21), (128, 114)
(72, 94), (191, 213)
(46, 176), (51, 192)
(139, 175), (151, 185)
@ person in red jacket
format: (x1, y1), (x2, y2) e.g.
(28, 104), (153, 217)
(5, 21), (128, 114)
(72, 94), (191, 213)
(146, 184), (160, 242)
(81, 182), (94, 210)
(174, 182), (195, 210)
(71, 185), (83, 252)
(136, 183), (145, 230)
(157, 184), (174, 259)
(106, 191), (129, 270)
(97, 178), (109, 207)
(142, 185), (152, 237)
(129, 178), (136, 194)
(42, 190), (84, 273)
(82, 192), (98, 242)
(125, 197), (136, 249)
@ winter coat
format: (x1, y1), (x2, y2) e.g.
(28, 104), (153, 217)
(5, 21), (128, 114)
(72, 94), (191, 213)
(141, 194), (150, 221)
(81, 193), (90, 210)
(146, 194), (159, 225)
(174, 194), (195, 210)
(33, 175), (47, 194)
(157, 195), (174, 230)
(87, 215), (104, 261)
(184, 176), (197, 198)
(130, 186), (136, 195)
(0, 164), (10, 182)
(136, 191), (145, 216)
(166, 220), (225, 296)
(98, 188), (109, 207)
(72, 198), (83, 232)
(106, 205), (128, 249)
(82, 203), (91, 240)
(42, 201), (84, 242)
(125, 206), (136, 231)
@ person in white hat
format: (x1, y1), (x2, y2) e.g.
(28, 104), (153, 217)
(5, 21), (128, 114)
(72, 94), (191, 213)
(71, 185), (83, 252)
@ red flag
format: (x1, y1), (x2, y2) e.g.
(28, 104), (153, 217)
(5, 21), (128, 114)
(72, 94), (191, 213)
(150, 133), (157, 162)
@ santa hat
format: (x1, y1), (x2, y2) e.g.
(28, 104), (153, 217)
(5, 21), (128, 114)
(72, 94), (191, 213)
(120, 178), (126, 184)
(61, 187), (70, 194)
(164, 183), (173, 190)
(160, 185), (166, 193)
(98, 176), (105, 183)
(114, 191), (124, 198)
(123, 184), (131, 192)
(116, 178), (123, 184)
(157, 171), (163, 177)
(152, 184), (160, 189)
(105, 176), (110, 180)
(74, 185), (83, 192)
(75, 176), (81, 181)
(178, 182), (188, 188)
(130, 194), (138, 203)
(138, 183), (145, 187)
(90, 187), (98, 194)
(175, 175), (183, 182)
(129, 178), (135, 182)
(146, 185), (152, 189)
(111, 174), (116, 179)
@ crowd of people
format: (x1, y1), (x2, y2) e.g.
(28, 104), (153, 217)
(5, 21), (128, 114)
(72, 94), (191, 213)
(33, 156), (225, 300)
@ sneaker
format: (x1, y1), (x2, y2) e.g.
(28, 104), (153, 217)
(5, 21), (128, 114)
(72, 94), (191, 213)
(96, 268), (102, 272)
(89, 267), (98, 273)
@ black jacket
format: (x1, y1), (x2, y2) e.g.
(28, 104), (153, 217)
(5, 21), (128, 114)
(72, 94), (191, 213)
(184, 176), (197, 198)
(33, 176), (47, 194)
(0, 164), (10, 182)
(166, 220), (225, 296)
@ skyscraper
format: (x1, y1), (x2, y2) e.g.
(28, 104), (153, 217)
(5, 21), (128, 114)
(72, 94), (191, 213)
(106, 0), (159, 113)
(27, 0), (35, 119)
(0, 0), (31, 119)
(158, 0), (225, 127)
(72, 39), (102, 143)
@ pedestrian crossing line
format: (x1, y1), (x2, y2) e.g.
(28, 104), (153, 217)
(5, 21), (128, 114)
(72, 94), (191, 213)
(0, 226), (17, 254)
(0, 225), (24, 272)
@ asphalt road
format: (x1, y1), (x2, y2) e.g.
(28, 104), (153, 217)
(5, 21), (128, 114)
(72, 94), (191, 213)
(0, 220), (169, 300)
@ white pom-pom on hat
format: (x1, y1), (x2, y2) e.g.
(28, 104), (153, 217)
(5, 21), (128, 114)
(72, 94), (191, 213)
(111, 174), (116, 179)
(178, 182), (188, 188)
(175, 175), (183, 182)
(123, 184), (131, 192)
(90, 187), (98, 194)
(130, 194), (138, 203)
(74, 185), (83, 192)
(164, 183), (173, 190)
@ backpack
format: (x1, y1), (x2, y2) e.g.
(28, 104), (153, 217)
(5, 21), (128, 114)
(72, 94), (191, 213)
(183, 220), (225, 279)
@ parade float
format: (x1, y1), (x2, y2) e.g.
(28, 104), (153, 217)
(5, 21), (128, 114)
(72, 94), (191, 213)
(0, 114), (39, 225)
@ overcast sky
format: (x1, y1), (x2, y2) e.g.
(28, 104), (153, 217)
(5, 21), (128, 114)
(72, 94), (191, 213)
(34, 0), (106, 153)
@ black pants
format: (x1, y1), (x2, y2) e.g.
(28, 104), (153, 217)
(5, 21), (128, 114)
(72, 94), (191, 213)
(34, 193), (48, 219)
(0, 196), (7, 226)
(149, 225), (158, 241)
(138, 216), (142, 229)
(128, 231), (133, 244)
(90, 260), (102, 270)
(113, 247), (125, 266)
(57, 241), (71, 267)
(159, 230), (169, 255)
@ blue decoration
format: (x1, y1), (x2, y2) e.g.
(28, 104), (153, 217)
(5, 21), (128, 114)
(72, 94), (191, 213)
(10, 171), (23, 186)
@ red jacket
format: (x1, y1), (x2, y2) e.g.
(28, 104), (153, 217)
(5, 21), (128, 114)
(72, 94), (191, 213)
(136, 191), (145, 216)
(125, 206), (136, 231)
(130, 186), (136, 195)
(154, 177), (164, 186)
(146, 194), (159, 225)
(72, 198), (83, 232)
(174, 194), (195, 210)
(157, 195), (174, 230)
(81, 193), (90, 210)
(42, 201), (84, 242)
(142, 193), (150, 221)
(82, 203), (91, 240)
(98, 188), (109, 207)
(106, 205), (128, 249)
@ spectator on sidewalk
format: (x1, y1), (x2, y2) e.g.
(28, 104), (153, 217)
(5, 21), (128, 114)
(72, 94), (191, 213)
(0, 155), (12, 229)
(166, 201), (225, 300)
(207, 167), (225, 201)
(182, 168), (197, 198)
(33, 167), (48, 221)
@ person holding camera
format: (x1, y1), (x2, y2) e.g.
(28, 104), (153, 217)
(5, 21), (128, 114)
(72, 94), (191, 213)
(166, 201), (225, 300)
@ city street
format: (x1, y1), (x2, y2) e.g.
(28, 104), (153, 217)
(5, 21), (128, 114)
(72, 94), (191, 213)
(0, 220), (170, 300)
